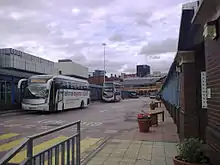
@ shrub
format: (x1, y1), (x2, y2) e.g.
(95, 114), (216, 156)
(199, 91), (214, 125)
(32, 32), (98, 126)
(176, 138), (209, 164)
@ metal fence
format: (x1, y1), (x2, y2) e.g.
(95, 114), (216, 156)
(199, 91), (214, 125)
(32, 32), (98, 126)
(0, 121), (81, 165)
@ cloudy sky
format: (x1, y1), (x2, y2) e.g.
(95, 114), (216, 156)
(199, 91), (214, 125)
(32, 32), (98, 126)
(0, 0), (193, 74)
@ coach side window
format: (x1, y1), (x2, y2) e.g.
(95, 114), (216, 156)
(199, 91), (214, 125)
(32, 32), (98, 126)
(68, 82), (72, 89)
(70, 83), (73, 89)
(64, 82), (68, 89)
(83, 84), (89, 90)
(74, 84), (78, 90)
(73, 83), (76, 89)
(79, 84), (83, 90)
(81, 83), (85, 90)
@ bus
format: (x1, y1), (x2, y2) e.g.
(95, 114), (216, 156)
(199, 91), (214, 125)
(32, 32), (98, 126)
(18, 75), (90, 112)
(102, 82), (122, 102)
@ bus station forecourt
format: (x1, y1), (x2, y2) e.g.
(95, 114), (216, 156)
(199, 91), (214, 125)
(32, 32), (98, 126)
(0, 97), (178, 165)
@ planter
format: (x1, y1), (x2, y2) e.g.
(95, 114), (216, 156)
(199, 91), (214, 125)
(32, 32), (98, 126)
(173, 157), (209, 165)
(137, 119), (151, 132)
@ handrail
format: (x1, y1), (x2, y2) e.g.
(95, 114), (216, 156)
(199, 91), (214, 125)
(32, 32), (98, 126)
(33, 133), (78, 158)
(0, 120), (81, 165)
(0, 138), (29, 165)
(29, 120), (80, 140)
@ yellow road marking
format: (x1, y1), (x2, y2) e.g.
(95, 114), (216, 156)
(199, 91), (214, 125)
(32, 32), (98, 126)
(9, 136), (68, 164)
(0, 133), (19, 140)
(0, 138), (25, 152)
(44, 138), (101, 165)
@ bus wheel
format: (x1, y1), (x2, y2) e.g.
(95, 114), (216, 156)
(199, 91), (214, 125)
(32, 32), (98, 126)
(80, 101), (84, 109)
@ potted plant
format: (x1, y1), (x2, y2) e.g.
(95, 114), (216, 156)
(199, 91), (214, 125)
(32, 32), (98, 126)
(137, 113), (151, 133)
(174, 138), (210, 165)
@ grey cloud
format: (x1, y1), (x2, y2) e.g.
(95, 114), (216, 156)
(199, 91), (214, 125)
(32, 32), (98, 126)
(149, 55), (161, 60)
(70, 0), (116, 8)
(70, 53), (134, 74)
(150, 60), (172, 73)
(109, 33), (124, 42)
(134, 11), (153, 27)
(69, 53), (88, 65)
(123, 67), (136, 73)
(140, 38), (178, 55)
(0, 0), (187, 74)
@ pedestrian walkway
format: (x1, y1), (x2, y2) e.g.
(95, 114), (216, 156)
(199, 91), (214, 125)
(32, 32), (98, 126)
(87, 139), (177, 165)
(86, 104), (179, 165)
(0, 132), (104, 164)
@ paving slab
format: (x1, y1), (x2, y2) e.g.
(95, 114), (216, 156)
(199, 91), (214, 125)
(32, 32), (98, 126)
(86, 139), (177, 165)
(85, 104), (179, 165)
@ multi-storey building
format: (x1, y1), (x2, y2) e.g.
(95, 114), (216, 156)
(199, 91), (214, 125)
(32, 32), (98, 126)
(136, 65), (150, 77)
(0, 49), (88, 110)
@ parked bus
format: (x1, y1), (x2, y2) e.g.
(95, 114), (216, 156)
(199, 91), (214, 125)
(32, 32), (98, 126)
(102, 82), (122, 102)
(18, 75), (90, 112)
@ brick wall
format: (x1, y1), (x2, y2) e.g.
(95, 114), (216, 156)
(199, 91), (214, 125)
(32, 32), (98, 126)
(194, 42), (207, 142)
(88, 76), (104, 85)
(204, 17), (220, 165)
(179, 60), (199, 140)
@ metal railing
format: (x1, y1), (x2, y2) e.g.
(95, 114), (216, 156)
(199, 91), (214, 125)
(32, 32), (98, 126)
(0, 121), (81, 165)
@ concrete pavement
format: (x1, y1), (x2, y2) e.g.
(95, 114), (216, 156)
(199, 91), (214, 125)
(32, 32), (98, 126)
(85, 103), (179, 165)
(0, 98), (146, 161)
(0, 98), (178, 165)
(87, 139), (177, 165)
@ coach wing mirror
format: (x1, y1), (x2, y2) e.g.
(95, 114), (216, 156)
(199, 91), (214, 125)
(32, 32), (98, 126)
(47, 79), (53, 89)
(18, 79), (28, 89)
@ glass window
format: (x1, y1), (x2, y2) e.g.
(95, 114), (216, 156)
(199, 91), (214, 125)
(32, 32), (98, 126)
(58, 91), (63, 102)
(0, 81), (12, 104)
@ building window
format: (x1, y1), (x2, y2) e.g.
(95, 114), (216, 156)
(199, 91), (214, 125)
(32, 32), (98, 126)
(0, 80), (12, 105)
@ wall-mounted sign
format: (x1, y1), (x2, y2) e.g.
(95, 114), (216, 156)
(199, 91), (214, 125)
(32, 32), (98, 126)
(201, 72), (207, 109)
(207, 88), (211, 99)
(203, 20), (218, 40)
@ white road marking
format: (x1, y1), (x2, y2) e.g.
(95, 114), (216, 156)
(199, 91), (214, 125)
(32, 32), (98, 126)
(37, 119), (66, 124)
(4, 124), (22, 127)
(4, 120), (14, 123)
(21, 125), (36, 129)
(100, 110), (107, 112)
(39, 126), (53, 130)
(0, 119), (102, 130)
(81, 121), (102, 127)
(104, 130), (118, 134)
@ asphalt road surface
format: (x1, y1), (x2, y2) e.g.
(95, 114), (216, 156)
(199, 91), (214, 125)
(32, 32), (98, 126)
(0, 98), (148, 163)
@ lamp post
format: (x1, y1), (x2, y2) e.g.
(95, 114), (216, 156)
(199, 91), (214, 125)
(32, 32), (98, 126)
(102, 43), (106, 85)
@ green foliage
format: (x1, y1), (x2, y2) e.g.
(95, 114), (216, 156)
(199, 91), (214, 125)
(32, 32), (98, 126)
(176, 138), (209, 164)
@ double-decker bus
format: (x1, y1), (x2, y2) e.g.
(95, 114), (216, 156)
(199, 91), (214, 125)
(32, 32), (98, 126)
(18, 75), (90, 112)
(102, 82), (122, 102)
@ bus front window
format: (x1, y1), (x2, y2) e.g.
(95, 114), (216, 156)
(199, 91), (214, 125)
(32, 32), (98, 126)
(23, 83), (49, 99)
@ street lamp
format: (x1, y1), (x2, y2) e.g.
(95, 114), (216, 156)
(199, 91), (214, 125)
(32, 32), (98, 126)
(102, 43), (106, 85)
